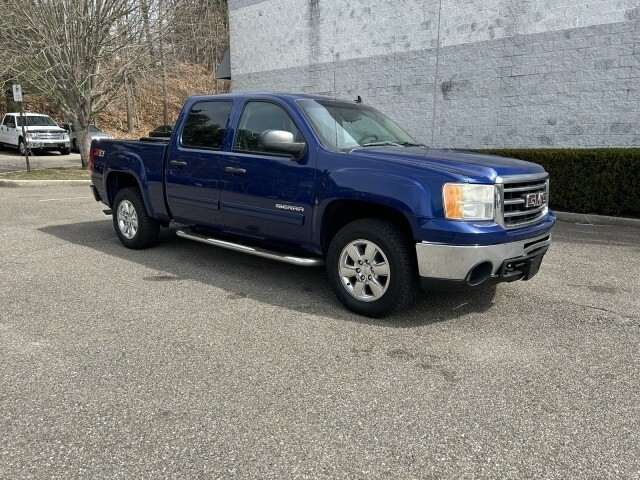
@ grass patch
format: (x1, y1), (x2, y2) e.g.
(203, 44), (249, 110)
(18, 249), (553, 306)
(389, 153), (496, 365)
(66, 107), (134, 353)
(0, 167), (90, 180)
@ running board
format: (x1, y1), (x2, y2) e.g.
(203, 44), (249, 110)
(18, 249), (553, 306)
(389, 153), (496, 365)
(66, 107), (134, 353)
(175, 229), (325, 267)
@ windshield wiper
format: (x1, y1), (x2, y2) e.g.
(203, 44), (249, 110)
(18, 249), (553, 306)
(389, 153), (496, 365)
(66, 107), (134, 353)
(359, 141), (427, 148)
(360, 141), (402, 147)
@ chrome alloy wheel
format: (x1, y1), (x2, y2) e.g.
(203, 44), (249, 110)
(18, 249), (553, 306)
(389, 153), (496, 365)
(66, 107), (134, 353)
(117, 199), (139, 240)
(338, 239), (391, 302)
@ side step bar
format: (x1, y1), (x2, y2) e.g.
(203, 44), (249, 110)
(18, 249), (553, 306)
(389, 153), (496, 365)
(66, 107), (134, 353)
(176, 229), (325, 267)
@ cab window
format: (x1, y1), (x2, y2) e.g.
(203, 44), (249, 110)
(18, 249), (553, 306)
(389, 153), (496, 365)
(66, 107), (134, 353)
(234, 102), (300, 154)
(181, 101), (232, 150)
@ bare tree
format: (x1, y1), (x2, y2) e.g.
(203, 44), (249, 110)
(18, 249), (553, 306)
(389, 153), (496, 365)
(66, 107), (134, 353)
(0, 0), (156, 168)
(167, 0), (229, 80)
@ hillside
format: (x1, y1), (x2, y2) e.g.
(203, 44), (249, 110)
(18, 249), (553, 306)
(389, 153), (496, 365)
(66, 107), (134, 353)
(10, 63), (229, 139)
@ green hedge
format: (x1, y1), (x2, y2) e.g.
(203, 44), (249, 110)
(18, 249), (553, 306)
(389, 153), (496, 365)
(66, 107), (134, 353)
(475, 149), (640, 217)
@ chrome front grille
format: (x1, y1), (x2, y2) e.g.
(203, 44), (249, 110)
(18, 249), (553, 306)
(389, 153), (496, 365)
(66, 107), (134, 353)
(36, 132), (64, 140)
(496, 173), (549, 229)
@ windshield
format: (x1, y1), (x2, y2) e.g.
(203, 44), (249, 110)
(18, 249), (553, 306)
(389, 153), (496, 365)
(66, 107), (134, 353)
(17, 116), (58, 127)
(89, 125), (101, 133)
(297, 99), (420, 151)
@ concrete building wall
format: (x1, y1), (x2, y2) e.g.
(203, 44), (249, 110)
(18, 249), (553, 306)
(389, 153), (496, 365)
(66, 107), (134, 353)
(228, 0), (640, 148)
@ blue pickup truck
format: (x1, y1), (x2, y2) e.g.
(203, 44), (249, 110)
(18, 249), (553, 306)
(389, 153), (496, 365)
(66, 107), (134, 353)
(90, 92), (555, 317)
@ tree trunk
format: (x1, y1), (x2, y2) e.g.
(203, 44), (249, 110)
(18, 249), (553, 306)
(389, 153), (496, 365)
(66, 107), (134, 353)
(125, 74), (134, 135)
(76, 123), (92, 169)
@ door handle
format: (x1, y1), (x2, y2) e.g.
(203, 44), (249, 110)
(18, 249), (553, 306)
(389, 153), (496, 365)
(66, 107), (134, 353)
(170, 160), (187, 167)
(225, 166), (246, 174)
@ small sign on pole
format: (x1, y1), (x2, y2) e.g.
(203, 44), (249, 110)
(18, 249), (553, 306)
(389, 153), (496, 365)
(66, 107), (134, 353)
(12, 84), (23, 102)
(13, 83), (30, 171)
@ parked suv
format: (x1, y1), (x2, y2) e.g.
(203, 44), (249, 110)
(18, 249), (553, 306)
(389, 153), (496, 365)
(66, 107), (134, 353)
(0, 113), (71, 155)
(61, 123), (113, 152)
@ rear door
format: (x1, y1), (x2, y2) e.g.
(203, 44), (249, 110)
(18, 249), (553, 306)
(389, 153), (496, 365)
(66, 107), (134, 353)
(165, 100), (233, 228)
(220, 100), (316, 250)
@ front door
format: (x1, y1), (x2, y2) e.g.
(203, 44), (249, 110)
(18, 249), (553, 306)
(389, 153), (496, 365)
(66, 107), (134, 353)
(0, 115), (16, 145)
(220, 101), (316, 250)
(165, 100), (233, 228)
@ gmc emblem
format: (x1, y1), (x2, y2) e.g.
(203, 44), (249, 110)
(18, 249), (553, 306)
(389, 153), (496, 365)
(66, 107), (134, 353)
(525, 192), (546, 208)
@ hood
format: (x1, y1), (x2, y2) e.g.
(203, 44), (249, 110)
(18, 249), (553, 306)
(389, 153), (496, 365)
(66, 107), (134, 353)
(349, 147), (545, 183)
(25, 126), (66, 133)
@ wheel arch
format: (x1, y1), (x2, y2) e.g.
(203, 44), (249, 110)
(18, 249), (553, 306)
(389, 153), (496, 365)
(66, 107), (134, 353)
(105, 170), (155, 217)
(319, 199), (415, 256)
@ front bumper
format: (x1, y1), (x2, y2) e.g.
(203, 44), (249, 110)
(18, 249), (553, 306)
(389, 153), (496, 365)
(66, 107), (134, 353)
(27, 140), (70, 149)
(416, 232), (551, 291)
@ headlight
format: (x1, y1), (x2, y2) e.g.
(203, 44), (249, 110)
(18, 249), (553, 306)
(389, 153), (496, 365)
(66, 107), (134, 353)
(443, 183), (495, 220)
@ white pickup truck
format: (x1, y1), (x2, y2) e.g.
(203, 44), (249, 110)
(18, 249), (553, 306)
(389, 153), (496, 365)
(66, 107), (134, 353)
(0, 112), (71, 155)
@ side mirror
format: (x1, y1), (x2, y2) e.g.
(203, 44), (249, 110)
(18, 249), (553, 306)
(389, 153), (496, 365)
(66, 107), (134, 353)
(259, 130), (306, 158)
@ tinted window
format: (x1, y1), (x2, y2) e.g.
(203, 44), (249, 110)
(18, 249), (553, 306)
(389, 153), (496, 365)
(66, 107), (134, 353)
(3, 115), (14, 127)
(181, 101), (232, 150)
(234, 102), (300, 153)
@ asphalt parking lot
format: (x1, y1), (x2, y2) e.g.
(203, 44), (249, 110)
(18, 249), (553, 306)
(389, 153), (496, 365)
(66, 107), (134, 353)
(0, 148), (81, 173)
(1, 185), (639, 478)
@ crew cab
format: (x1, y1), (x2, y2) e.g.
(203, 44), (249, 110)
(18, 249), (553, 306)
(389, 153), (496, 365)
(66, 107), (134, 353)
(90, 92), (555, 317)
(0, 113), (71, 155)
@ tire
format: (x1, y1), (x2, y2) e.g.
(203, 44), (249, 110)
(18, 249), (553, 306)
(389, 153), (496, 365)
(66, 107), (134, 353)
(18, 138), (27, 155)
(112, 187), (160, 249)
(72, 139), (78, 152)
(59, 147), (71, 155)
(327, 218), (420, 318)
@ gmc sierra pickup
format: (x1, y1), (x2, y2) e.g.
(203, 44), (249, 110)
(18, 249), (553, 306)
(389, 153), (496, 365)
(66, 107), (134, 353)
(90, 92), (555, 317)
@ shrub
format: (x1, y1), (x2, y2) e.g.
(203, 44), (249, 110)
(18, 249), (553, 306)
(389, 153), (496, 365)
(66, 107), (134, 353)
(475, 149), (640, 217)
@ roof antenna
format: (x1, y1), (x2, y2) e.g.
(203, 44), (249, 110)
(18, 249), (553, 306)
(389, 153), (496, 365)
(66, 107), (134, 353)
(355, 95), (362, 104)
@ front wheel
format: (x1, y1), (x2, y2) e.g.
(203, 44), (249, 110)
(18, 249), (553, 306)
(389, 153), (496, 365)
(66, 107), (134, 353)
(18, 138), (27, 156)
(59, 147), (71, 155)
(112, 187), (160, 249)
(327, 219), (419, 317)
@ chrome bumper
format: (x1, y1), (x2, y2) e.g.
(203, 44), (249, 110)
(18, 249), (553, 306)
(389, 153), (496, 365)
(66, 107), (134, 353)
(415, 233), (551, 281)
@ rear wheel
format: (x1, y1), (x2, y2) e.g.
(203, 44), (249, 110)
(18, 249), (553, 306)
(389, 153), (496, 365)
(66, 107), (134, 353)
(113, 187), (160, 249)
(327, 218), (419, 317)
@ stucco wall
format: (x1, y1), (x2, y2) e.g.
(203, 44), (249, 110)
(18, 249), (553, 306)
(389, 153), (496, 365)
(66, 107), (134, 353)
(228, 0), (640, 148)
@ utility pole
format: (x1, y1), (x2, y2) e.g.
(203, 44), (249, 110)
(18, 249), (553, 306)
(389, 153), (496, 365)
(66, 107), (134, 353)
(13, 84), (29, 172)
(159, 0), (169, 126)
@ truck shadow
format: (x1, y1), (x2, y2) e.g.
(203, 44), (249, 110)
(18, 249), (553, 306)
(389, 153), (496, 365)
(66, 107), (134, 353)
(39, 220), (498, 327)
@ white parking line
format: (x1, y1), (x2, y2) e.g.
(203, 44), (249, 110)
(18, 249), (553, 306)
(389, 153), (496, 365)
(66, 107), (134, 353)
(38, 196), (92, 202)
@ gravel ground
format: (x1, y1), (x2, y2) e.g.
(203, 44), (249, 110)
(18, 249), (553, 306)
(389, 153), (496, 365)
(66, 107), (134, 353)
(1, 185), (639, 479)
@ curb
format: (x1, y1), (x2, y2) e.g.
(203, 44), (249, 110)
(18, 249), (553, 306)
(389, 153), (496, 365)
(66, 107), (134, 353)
(0, 178), (638, 229)
(0, 179), (91, 187)
(554, 211), (640, 229)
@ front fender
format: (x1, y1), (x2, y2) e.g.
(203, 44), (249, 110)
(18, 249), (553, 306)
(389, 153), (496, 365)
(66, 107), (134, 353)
(314, 168), (435, 241)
